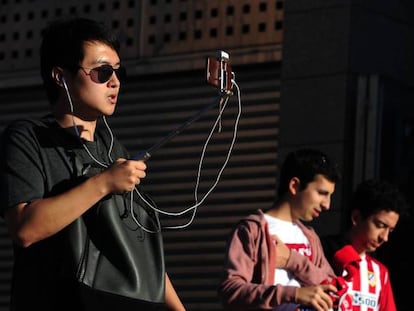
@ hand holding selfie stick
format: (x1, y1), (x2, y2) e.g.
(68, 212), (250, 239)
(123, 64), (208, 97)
(132, 51), (234, 161)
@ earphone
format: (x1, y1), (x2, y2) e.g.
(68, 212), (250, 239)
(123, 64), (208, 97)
(60, 74), (66, 85)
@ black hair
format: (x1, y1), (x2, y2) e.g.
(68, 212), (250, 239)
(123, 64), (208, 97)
(350, 179), (409, 220)
(277, 148), (341, 197)
(40, 17), (121, 105)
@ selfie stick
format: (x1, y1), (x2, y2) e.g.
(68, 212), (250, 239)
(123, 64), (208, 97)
(132, 95), (230, 161)
(132, 51), (234, 161)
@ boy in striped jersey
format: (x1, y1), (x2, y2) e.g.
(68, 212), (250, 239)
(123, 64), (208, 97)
(322, 179), (409, 311)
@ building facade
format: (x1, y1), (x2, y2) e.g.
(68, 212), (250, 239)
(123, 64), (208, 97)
(0, 0), (413, 310)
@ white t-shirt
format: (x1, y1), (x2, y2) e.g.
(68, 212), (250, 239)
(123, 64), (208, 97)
(264, 214), (312, 287)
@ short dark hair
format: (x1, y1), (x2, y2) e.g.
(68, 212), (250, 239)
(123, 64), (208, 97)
(277, 148), (341, 197)
(351, 179), (409, 219)
(40, 17), (120, 105)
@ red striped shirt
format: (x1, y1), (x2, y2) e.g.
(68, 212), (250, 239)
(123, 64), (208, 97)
(339, 254), (396, 311)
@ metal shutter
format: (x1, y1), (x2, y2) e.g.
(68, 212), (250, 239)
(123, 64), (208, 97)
(112, 61), (281, 310)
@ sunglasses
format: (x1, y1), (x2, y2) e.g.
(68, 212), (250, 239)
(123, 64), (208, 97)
(79, 64), (126, 84)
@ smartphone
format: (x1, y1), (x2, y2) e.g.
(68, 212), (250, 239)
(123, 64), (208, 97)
(206, 50), (233, 92)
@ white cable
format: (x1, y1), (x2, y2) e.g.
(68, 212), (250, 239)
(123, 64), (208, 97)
(80, 116), (114, 167)
(63, 78), (113, 168)
(102, 116), (115, 163)
(63, 74), (242, 232)
(133, 79), (242, 230)
(127, 191), (161, 233)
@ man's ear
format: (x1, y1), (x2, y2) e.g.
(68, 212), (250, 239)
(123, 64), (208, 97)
(288, 177), (301, 195)
(351, 209), (361, 226)
(52, 67), (64, 86)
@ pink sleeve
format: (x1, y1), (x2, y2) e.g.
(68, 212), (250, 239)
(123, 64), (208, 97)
(218, 218), (298, 309)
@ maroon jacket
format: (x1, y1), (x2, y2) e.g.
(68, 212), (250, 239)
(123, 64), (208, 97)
(218, 209), (336, 310)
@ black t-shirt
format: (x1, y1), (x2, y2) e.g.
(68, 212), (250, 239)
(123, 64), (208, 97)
(0, 116), (166, 310)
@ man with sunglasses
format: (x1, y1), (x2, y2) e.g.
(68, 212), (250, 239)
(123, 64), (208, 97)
(0, 17), (185, 311)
